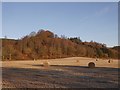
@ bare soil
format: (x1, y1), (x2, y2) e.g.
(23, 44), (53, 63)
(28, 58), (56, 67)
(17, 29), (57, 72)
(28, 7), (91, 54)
(1, 57), (119, 88)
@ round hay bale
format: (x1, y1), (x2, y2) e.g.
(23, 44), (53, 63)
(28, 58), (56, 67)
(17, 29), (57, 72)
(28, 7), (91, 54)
(43, 61), (50, 67)
(108, 60), (111, 63)
(88, 62), (95, 68)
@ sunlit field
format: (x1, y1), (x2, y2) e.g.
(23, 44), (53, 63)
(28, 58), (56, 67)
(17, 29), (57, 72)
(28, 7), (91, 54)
(1, 57), (119, 88)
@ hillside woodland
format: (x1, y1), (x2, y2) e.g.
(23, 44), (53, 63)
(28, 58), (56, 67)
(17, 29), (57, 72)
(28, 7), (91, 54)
(1, 30), (119, 60)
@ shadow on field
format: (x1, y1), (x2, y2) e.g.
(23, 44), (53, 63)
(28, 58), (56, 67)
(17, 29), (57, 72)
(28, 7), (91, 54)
(2, 65), (119, 88)
(32, 64), (119, 72)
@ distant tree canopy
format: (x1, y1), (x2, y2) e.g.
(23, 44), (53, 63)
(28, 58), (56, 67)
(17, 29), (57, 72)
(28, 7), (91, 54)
(68, 37), (82, 44)
(1, 30), (119, 60)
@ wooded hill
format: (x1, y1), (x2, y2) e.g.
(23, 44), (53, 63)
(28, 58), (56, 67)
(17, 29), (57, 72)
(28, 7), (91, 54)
(1, 30), (119, 60)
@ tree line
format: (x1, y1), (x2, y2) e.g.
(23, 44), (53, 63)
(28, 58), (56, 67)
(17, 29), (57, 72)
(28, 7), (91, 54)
(1, 30), (119, 60)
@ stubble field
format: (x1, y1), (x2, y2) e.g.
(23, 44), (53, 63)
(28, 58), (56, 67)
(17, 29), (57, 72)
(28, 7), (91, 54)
(1, 57), (119, 88)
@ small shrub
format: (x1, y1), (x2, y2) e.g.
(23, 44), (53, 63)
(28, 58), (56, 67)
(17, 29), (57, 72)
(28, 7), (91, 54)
(88, 62), (95, 68)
